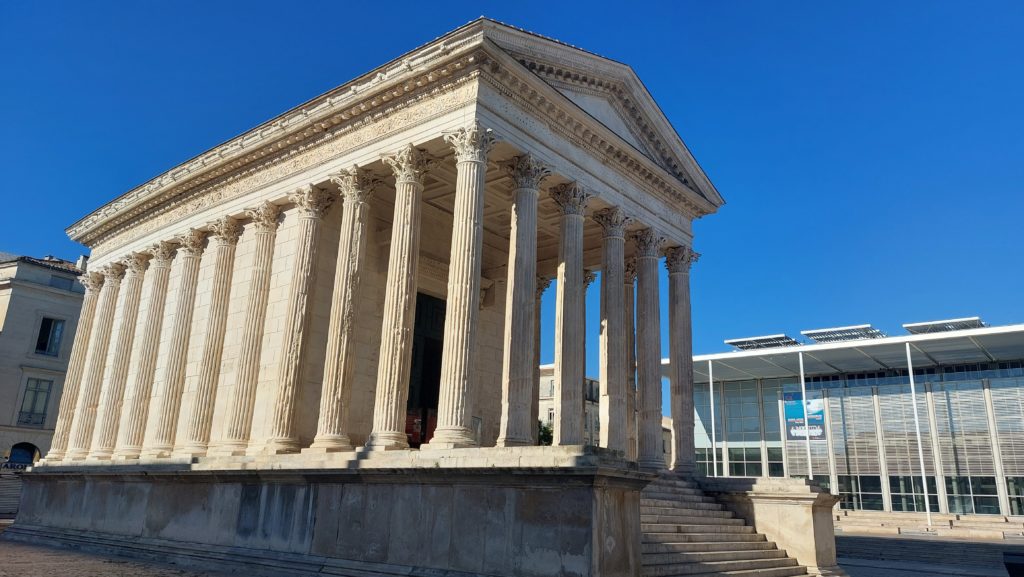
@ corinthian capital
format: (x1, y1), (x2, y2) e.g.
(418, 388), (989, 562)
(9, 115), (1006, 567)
(209, 216), (243, 245)
(245, 201), (281, 233)
(632, 228), (664, 258)
(664, 245), (700, 274)
(505, 154), (551, 191)
(176, 228), (207, 257)
(329, 166), (378, 203)
(444, 122), (497, 163)
(148, 241), (178, 267)
(584, 270), (598, 288)
(383, 145), (436, 184)
(78, 271), (104, 293)
(549, 182), (591, 216)
(536, 275), (552, 298)
(289, 184), (334, 219)
(121, 252), (151, 277)
(593, 207), (631, 238)
(101, 262), (127, 284)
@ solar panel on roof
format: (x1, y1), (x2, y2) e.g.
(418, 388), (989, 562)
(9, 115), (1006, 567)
(800, 324), (886, 343)
(903, 317), (986, 334)
(724, 334), (801, 350)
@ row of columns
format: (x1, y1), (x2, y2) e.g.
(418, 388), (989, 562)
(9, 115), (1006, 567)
(48, 121), (698, 473)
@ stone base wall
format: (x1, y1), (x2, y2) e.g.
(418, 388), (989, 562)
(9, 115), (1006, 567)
(5, 451), (648, 577)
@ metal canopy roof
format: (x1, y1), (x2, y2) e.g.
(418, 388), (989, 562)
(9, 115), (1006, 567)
(670, 324), (1024, 384)
(724, 334), (801, 351)
(903, 317), (986, 334)
(800, 324), (887, 343)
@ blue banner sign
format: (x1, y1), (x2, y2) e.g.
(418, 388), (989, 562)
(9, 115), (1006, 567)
(783, 392), (826, 441)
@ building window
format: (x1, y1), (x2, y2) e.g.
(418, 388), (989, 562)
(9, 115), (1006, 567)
(696, 448), (723, 476)
(767, 447), (785, 477)
(34, 317), (65, 356)
(18, 378), (52, 427)
(837, 475), (884, 511)
(946, 476), (1000, 515)
(728, 447), (763, 477)
(546, 408), (555, 425)
(1007, 477), (1024, 515)
(889, 475), (940, 512)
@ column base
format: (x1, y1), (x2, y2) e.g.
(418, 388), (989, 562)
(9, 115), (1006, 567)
(363, 431), (409, 451)
(207, 441), (249, 457)
(304, 435), (354, 453)
(495, 435), (532, 448)
(112, 448), (142, 460)
(638, 457), (665, 472)
(259, 438), (301, 455)
(140, 445), (174, 459)
(63, 449), (89, 461)
(421, 428), (476, 451)
(86, 450), (114, 460)
(172, 445), (209, 459)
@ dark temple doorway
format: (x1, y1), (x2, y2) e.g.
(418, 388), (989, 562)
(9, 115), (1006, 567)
(406, 292), (446, 448)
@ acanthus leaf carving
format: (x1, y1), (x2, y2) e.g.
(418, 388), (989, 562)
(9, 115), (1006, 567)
(209, 215), (243, 245)
(592, 206), (631, 237)
(329, 166), (379, 203)
(245, 201), (281, 233)
(288, 184), (334, 219)
(632, 228), (664, 258)
(383, 145), (437, 185)
(664, 245), (699, 274)
(505, 153), (551, 191)
(549, 182), (591, 216)
(443, 121), (497, 163)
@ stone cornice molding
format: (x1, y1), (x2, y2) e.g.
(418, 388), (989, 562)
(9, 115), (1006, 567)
(148, 241), (178, 267)
(593, 207), (631, 238)
(549, 182), (591, 216)
(624, 258), (638, 284)
(78, 272), (104, 293)
(505, 153), (551, 191)
(632, 228), (664, 258)
(176, 229), (207, 257)
(208, 216), (243, 245)
(329, 166), (378, 203)
(288, 185), (334, 219)
(664, 245), (699, 274)
(383, 145), (437, 185)
(121, 252), (151, 277)
(444, 121), (497, 163)
(246, 202), (282, 233)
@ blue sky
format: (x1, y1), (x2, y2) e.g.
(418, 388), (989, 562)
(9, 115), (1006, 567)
(3, 2), (1022, 385)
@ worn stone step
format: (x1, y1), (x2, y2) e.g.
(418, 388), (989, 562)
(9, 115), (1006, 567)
(642, 495), (718, 506)
(641, 505), (729, 517)
(650, 476), (698, 488)
(643, 532), (767, 544)
(643, 489), (704, 499)
(691, 567), (806, 577)
(643, 523), (755, 534)
(644, 548), (789, 564)
(642, 556), (799, 576)
(642, 540), (779, 554)
(641, 515), (745, 527)
(642, 510), (735, 523)
(641, 500), (724, 512)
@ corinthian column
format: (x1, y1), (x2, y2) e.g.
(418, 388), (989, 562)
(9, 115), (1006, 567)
(309, 167), (377, 452)
(88, 253), (150, 459)
(532, 276), (551, 444)
(66, 263), (125, 460)
(665, 245), (699, 474)
(496, 154), (549, 447)
(634, 228), (665, 471)
(367, 145), (434, 450)
(45, 272), (103, 462)
(594, 207), (631, 453)
(216, 202), (280, 456)
(142, 228), (206, 458)
(624, 258), (638, 461)
(114, 242), (176, 459)
(176, 217), (242, 457)
(264, 185), (333, 454)
(550, 182), (590, 446)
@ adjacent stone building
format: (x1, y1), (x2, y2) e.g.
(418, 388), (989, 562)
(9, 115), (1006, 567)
(0, 253), (83, 515)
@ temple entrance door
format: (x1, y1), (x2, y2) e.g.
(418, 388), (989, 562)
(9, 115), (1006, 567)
(406, 292), (446, 448)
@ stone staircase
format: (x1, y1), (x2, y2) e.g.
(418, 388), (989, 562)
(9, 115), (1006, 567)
(641, 475), (806, 577)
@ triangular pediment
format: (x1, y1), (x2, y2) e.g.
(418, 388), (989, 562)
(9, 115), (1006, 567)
(555, 87), (650, 153)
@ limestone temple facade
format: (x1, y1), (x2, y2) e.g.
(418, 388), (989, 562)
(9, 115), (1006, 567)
(4, 19), (844, 577)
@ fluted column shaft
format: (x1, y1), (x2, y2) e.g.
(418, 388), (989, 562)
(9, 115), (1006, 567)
(264, 186), (333, 454)
(45, 273), (102, 461)
(496, 154), (548, 447)
(532, 277), (551, 444)
(216, 202), (280, 455)
(666, 246), (699, 474)
(67, 264), (125, 459)
(595, 208), (630, 453)
(551, 182), (590, 446)
(624, 260), (638, 461)
(88, 254), (149, 459)
(635, 229), (665, 470)
(309, 169), (375, 452)
(177, 218), (242, 456)
(143, 229), (205, 457)
(368, 146), (433, 450)
(114, 243), (175, 459)
(424, 124), (495, 449)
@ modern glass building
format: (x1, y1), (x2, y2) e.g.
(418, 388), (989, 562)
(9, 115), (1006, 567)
(674, 318), (1024, 517)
